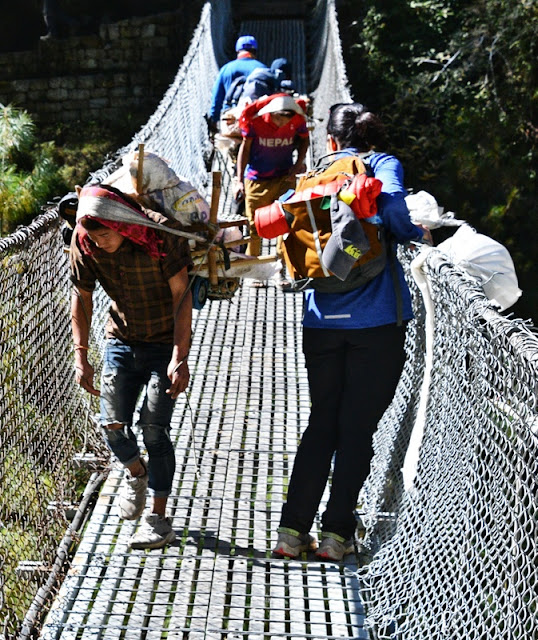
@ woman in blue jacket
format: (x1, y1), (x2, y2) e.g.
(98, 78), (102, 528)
(273, 102), (431, 561)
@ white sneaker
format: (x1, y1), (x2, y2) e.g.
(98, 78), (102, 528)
(129, 513), (176, 550)
(118, 459), (148, 520)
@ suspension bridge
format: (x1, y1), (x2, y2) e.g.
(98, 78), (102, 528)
(1, 1), (537, 639)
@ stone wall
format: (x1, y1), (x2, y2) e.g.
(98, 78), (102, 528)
(0, 6), (204, 124)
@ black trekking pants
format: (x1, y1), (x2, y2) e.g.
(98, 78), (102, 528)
(279, 323), (407, 540)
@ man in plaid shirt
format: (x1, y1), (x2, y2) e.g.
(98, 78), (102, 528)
(70, 184), (193, 550)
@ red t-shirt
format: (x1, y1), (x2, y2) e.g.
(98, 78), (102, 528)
(242, 113), (309, 180)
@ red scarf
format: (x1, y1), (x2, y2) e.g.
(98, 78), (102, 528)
(76, 186), (164, 259)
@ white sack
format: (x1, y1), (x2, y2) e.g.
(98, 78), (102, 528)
(105, 151), (245, 248)
(105, 151), (211, 228)
(193, 254), (280, 281)
(437, 223), (522, 311)
(405, 190), (463, 229)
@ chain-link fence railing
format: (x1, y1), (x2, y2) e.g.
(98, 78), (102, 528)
(0, 213), (110, 639)
(308, 0), (353, 160)
(357, 248), (538, 640)
(0, 2), (235, 637)
(308, 3), (538, 636)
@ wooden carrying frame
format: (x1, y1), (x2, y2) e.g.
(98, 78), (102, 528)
(135, 149), (277, 286)
(197, 171), (277, 284)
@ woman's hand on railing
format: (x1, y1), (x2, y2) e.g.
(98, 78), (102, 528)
(415, 224), (434, 246)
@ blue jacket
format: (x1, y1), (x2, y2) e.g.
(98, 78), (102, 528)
(209, 57), (267, 121)
(302, 151), (424, 330)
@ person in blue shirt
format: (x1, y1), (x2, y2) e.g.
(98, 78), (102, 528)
(208, 35), (267, 127)
(273, 102), (432, 561)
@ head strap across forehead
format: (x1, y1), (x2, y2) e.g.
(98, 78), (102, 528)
(77, 186), (146, 223)
(76, 186), (165, 259)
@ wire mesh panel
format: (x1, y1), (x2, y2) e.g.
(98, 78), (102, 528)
(1, 6), (230, 635)
(238, 19), (308, 96)
(0, 214), (109, 639)
(359, 252), (538, 640)
(308, 0), (352, 160)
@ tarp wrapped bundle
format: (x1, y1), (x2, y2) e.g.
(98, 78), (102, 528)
(104, 150), (243, 250)
(103, 150), (278, 293)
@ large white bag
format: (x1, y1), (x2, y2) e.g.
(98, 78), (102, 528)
(405, 190), (463, 229)
(437, 223), (522, 311)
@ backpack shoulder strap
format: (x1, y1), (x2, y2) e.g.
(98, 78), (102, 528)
(223, 76), (247, 109)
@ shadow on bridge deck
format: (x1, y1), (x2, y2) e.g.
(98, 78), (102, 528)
(39, 267), (368, 638)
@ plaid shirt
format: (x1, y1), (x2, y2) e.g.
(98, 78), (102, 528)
(70, 210), (193, 343)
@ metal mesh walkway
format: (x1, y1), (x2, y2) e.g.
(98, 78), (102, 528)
(39, 278), (368, 639)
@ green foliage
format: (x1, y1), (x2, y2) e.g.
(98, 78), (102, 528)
(0, 446), (60, 629)
(0, 104), (64, 233)
(338, 0), (538, 321)
(0, 524), (42, 622)
(41, 117), (141, 188)
(0, 103), (35, 161)
(0, 105), (141, 235)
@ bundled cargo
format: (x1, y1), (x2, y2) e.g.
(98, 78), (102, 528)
(102, 149), (278, 303)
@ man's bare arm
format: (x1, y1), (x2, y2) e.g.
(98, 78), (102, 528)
(234, 137), (253, 199)
(166, 267), (193, 399)
(290, 135), (310, 175)
(71, 287), (100, 396)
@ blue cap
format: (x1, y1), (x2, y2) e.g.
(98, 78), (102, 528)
(235, 35), (258, 52)
(270, 58), (292, 78)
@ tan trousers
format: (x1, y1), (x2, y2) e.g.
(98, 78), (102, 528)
(244, 175), (295, 257)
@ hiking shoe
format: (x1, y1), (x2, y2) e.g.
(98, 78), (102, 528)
(118, 459), (148, 520)
(316, 534), (355, 562)
(273, 528), (318, 558)
(129, 513), (176, 550)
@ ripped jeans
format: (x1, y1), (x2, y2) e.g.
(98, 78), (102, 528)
(100, 339), (176, 498)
